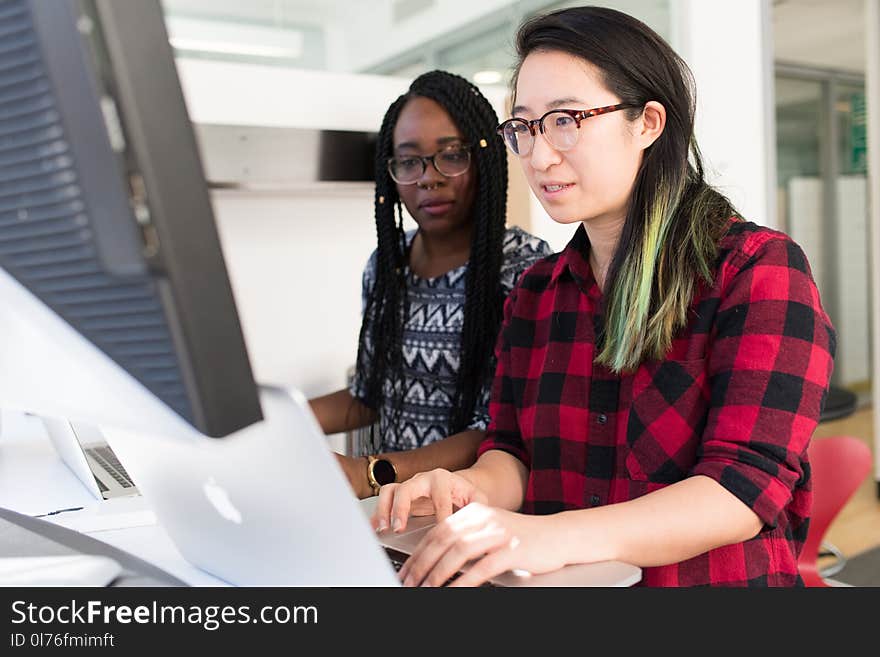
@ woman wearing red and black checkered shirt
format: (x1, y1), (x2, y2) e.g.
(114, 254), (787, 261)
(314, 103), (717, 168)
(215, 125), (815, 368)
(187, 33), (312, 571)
(372, 6), (836, 587)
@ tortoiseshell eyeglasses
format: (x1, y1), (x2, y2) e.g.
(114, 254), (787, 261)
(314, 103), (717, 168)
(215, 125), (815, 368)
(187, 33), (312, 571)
(496, 103), (640, 156)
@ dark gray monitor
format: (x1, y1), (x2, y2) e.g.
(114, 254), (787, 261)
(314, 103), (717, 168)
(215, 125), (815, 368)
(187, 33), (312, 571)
(0, 0), (263, 437)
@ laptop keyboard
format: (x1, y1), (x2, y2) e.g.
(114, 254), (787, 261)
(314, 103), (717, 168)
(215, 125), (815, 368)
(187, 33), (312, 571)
(384, 547), (409, 573)
(86, 446), (135, 488)
(383, 547), (496, 586)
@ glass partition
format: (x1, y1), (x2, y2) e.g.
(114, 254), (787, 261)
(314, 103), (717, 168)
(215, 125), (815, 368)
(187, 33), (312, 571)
(776, 71), (871, 396)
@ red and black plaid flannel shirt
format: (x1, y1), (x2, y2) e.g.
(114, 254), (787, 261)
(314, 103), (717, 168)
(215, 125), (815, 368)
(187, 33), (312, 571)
(478, 220), (836, 586)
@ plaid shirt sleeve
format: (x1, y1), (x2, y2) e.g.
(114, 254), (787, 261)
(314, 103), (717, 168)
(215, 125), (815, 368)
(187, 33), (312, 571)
(466, 234), (553, 433)
(477, 284), (531, 466)
(690, 232), (836, 528)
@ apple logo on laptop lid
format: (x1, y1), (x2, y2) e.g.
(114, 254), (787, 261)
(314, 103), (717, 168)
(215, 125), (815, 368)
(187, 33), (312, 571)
(203, 477), (243, 524)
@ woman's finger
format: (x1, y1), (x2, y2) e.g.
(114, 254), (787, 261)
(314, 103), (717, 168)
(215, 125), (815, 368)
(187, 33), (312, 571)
(370, 483), (399, 532)
(447, 538), (519, 587)
(417, 523), (512, 587)
(388, 473), (438, 533)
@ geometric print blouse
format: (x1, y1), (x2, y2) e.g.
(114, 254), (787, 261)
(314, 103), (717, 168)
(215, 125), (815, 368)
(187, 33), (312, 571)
(350, 225), (551, 452)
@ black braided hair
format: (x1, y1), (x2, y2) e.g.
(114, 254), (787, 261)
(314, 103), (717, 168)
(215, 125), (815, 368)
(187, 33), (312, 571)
(354, 70), (508, 439)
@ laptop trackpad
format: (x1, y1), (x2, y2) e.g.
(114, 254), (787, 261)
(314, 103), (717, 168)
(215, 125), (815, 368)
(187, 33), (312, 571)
(378, 521), (434, 553)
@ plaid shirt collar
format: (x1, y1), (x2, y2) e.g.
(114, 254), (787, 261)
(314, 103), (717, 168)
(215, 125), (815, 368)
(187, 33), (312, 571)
(551, 223), (604, 297)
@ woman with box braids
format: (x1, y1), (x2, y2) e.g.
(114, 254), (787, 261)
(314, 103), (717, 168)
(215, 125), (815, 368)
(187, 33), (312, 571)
(365, 71), (508, 436)
(310, 70), (550, 499)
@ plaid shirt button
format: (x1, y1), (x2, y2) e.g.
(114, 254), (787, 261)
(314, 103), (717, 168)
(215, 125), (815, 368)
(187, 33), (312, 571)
(597, 414), (608, 425)
(590, 495), (601, 506)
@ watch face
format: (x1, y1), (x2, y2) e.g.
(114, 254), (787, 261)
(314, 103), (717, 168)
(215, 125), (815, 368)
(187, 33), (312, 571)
(372, 459), (396, 486)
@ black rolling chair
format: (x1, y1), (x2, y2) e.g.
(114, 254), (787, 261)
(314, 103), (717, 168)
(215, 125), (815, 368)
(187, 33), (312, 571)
(819, 385), (858, 423)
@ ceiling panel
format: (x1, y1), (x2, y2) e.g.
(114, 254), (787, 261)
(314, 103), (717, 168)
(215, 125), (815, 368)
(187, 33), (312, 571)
(773, 0), (865, 73)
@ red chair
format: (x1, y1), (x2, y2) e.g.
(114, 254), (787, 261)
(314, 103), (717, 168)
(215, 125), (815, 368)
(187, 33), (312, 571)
(799, 435), (873, 587)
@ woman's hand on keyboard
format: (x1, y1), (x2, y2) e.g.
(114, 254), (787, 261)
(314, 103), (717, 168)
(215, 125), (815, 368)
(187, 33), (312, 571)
(370, 468), (487, 534)
(398, 503), (568, 587)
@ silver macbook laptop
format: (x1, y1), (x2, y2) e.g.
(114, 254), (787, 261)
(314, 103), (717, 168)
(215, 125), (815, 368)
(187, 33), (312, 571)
(42, 417), (139, 500)
(100, 387), (641, 587)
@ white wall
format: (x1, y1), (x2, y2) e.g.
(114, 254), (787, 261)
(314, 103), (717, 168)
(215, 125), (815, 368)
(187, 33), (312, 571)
(671, 0), (777, 227)
(211, 189), (378, 453)
(211, 190), (374, 396)
(176, 58), (411, 130)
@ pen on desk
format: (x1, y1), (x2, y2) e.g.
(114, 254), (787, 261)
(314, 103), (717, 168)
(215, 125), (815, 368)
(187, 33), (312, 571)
(34, 506), (84, 518)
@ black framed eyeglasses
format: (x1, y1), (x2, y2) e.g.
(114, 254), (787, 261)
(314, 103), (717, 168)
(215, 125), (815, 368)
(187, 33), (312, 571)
(496, 103), (640, 156)
(386, 143), (472, 184)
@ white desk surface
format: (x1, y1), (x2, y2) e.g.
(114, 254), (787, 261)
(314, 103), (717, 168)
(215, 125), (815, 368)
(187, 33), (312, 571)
(0, 410), (640, 588)
(0, 411), (95, 516)
(0, 410), (223, 586)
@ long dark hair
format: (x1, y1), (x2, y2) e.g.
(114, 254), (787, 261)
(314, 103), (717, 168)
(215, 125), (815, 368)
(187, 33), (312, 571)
(354, 70), (508, 435)
(513, 7), (737, 371)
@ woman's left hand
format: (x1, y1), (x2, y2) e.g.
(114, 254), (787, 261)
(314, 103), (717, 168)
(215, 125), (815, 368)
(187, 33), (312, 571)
(398, 502), (567, 587)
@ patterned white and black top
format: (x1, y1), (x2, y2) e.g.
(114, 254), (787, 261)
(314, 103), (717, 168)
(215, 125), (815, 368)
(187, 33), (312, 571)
(350, 226), (552, 452)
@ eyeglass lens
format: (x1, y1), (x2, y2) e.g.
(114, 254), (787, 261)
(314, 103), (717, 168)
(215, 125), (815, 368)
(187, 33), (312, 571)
(388, 147), (470, 183)
(501, 112), (580, 156)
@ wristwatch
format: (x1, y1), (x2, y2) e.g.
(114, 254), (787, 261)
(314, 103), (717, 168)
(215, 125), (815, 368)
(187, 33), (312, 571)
(366, 455), (397, 496)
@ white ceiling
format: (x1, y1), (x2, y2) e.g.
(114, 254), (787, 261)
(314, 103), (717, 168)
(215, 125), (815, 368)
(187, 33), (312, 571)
(160, 0), (341, 25)
(161, 0), (870, 77)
